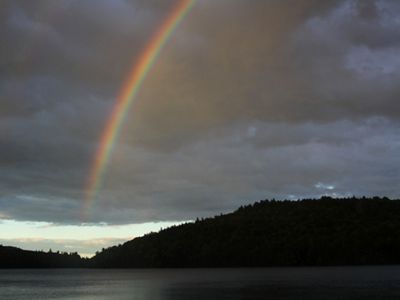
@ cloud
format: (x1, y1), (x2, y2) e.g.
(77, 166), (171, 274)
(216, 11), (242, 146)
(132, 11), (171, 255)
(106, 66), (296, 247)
(0, 0), (399, 225)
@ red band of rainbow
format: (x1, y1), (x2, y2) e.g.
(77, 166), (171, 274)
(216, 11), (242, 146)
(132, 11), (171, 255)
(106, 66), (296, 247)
(84, 0), (195, 216)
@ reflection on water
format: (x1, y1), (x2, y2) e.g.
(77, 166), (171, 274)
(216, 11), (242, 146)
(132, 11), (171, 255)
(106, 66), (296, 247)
(1, 266), (400, 299)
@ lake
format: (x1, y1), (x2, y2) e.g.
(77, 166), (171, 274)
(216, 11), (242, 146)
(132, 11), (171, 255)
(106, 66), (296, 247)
(1, 266), (400, 299)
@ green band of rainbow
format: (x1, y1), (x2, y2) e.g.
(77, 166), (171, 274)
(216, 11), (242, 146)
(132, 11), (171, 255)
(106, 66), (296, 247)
(84, 0), (195, 214)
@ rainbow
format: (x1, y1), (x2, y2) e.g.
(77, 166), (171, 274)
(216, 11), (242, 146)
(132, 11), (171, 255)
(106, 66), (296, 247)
(84, 0), (195, 213)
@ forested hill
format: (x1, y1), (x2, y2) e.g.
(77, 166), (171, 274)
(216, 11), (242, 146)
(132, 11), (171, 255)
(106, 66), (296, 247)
(91, 197), (400, 268)
(2, 197), (400, 268)
(0, 245), (85, 268)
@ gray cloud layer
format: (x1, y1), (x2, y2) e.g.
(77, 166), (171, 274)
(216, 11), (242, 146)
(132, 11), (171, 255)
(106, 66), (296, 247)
(0, 0), (399, 224)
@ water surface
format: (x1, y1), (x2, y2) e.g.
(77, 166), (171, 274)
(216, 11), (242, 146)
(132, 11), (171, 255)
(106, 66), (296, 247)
(1, 266), (400, 299)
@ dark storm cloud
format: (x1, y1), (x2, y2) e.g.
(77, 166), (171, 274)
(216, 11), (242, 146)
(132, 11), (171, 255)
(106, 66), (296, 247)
(90, 117), (399, 224)
(0, 0), (399, 224)
(122, 0), (400, 151)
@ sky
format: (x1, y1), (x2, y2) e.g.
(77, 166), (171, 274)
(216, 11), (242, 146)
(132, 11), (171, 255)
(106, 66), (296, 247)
(1, 0), (399, 256)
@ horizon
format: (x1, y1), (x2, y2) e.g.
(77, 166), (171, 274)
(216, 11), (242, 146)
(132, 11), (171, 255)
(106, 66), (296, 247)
(1, 0), (399, 257)
(1, 195), (397, 258)
(1, 195), (395, 256)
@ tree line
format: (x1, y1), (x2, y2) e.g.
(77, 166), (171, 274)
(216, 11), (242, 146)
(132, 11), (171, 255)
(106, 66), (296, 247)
(92, 196), (400, 267)
(0, 246), (85, 268)
(2, 196), (400, 268)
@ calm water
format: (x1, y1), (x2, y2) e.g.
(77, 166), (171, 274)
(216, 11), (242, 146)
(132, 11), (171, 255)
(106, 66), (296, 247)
(1, 266), (400, 299)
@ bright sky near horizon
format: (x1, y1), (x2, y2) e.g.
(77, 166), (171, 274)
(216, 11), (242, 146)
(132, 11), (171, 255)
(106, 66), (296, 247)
(0, 220), (185, 257)
(1, 0), (400, 255)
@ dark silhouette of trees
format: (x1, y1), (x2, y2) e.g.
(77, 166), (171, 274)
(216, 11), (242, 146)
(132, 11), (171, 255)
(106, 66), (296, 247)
(0, 245), (87, 268)
(91, 196), (400, 268)
(3, 197), (400, 268)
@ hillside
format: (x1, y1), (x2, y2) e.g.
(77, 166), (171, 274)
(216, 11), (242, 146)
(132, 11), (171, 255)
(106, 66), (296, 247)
(0, 245), (85, 268)
(91, 197), (400, 268)
(2, 197), (400, 268)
